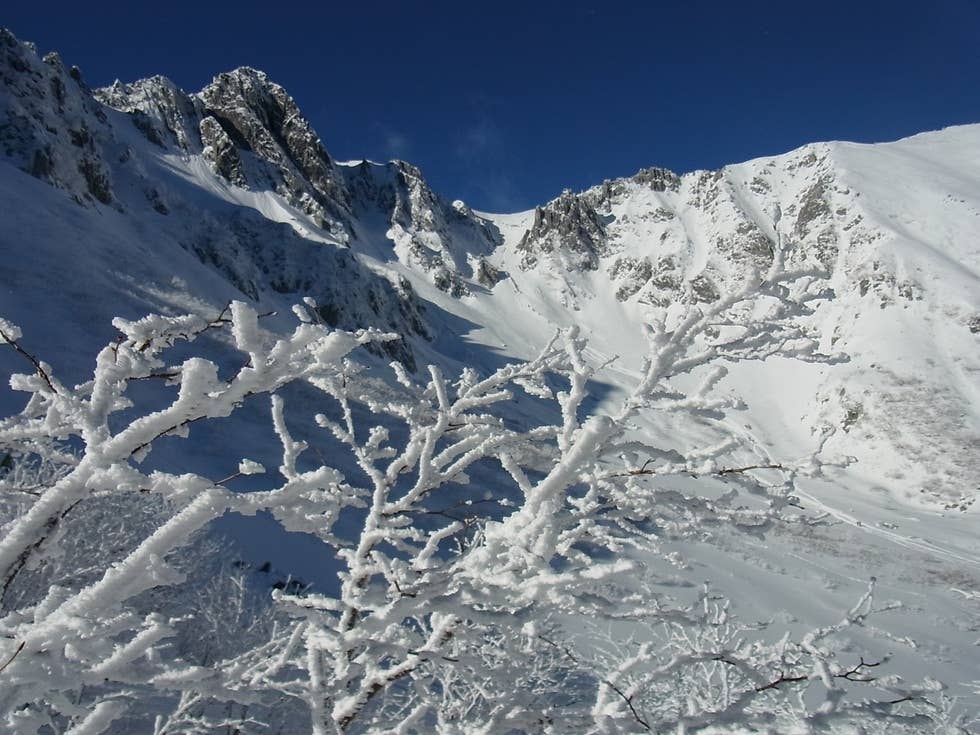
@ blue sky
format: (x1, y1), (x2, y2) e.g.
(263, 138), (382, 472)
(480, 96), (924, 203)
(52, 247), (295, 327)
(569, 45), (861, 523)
(6, 1), (979, 211)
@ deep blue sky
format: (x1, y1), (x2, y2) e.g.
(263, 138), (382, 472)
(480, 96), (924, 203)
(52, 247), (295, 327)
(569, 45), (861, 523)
(6, 1), (979, 211)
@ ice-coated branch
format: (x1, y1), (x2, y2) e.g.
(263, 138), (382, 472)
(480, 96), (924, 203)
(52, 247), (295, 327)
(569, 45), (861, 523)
(0, 255), (945, 734)
(0, 301), (393, 732)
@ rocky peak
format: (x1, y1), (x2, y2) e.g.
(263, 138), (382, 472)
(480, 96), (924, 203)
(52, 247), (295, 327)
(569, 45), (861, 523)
(95, 75), (202, 152)
(631, 165), (681, 192)
(381, 159), (500, 296)
(196, 67), (350, 236)
(390, 160), (440, 230)
(0, 29), (113, 205)
(517, 188), (608, 271)
(88, 54), (502, 297)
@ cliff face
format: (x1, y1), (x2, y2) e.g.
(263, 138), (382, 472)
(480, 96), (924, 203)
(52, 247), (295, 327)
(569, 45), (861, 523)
(95, 75), (202, 153)
(0, 29), (114, 205)
(197, 67), (351, 235)
(90, 57), (504, 297)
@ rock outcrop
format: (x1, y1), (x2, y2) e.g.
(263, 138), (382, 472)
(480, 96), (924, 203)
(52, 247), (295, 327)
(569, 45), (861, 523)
(197, 67), (350, 237)
(95, 75), (202, 152)
(517, 189), (608, 271)
(0, 30), (114, 205)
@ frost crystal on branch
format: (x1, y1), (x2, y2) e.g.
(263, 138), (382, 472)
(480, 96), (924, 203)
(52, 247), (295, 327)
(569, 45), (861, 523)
(0, 272), (950, 733)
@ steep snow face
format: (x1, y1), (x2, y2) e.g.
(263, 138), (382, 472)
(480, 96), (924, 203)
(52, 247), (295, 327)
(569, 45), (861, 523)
(816, 130), (980, 509)
(470, 133), (980, 510)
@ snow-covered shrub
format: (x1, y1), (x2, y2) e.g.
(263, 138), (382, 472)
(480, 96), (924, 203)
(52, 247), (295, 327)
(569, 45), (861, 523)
(0, 302), (394, 732)
(0, 256), (951, 733)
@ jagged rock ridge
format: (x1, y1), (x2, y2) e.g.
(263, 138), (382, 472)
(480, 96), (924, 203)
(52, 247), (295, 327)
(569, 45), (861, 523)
(0, 30), (436, 368)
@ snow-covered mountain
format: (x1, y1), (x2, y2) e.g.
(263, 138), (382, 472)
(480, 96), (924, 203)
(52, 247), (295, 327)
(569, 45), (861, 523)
(485, 131), (980, 511)
(2, 27), (980, 719)
(5, 27), (975, 509)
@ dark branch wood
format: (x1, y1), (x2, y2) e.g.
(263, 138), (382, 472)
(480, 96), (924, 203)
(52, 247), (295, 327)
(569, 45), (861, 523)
(608, 461), (785, 480)
(0, 328), (57, 394)
(128, 371), (181, 382)
(0, 640), (25, 674)
(127, 414), (208, 460)
(538, 634), (651, 731)
(717, 463), (784, 475)
(748, 657), (885, 693)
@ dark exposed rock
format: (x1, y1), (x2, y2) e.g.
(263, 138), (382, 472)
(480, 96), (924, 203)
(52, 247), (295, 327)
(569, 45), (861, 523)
(391, 161), (440, 231)
(632, 166), (681, 192)
(712, 221), (775, 272)
(797, 187), (837, 268)
(145, 187), (169, 214)
(197, 67), (349, 234)
(518, 189), (607, 271)
(96, 76), (202, 152)
(68, 124), (91, 148)
(689, 169), (724, 209)
(690, 273), (720, 303)
(472, 257), (501, 287)
(432, 267), (467, 297)
(371, 160), (499, 295)
(390, 162), (464, 292)
(0, 29), (114, 204)
(29, 146), (53, 177)
(199, 115), (245, 186)
(608, 256), (652, 301)
(795, 176), (832, 238)
(77, 156), (112, 203)
(858, 266), (923, 307)
(643, 255), (684, 307)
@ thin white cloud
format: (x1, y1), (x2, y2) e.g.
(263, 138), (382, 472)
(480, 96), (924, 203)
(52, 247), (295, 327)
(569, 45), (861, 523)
(454, 118), (500, 161)
(373, 123), (411, 159)
(384, 130), (410, 157)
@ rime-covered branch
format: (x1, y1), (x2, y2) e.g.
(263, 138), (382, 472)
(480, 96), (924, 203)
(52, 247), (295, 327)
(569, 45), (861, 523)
(0, 262), (947, 733)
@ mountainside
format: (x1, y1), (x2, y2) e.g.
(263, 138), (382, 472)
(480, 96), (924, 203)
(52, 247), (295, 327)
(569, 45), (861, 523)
(0, 29), (504, 373)
(477, 130), (980, 511)
(3, 28), (977, 514)
(2, 29), (980, 728)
